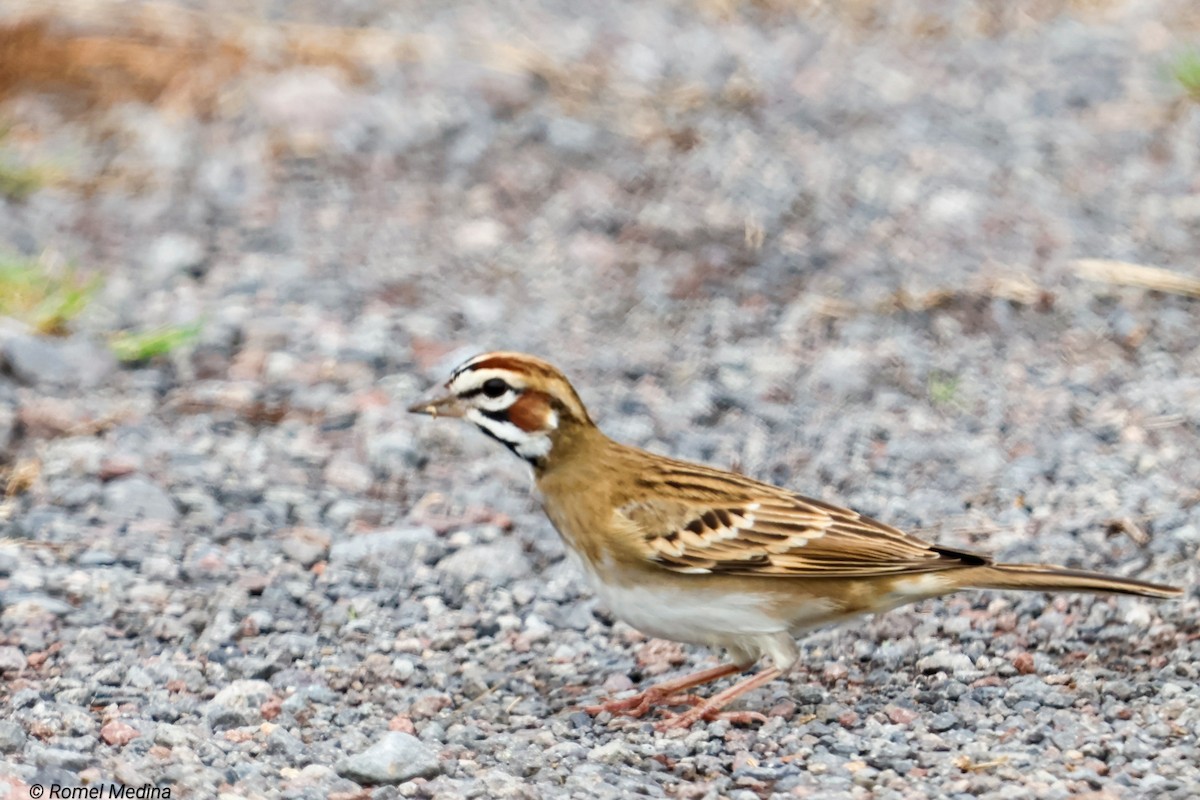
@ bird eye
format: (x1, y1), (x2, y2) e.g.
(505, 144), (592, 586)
(481, 378), (509, 398)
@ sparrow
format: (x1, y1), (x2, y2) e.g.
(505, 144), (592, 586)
(408, 351), (1182, 729)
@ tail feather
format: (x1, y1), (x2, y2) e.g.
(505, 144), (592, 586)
(961, 563), (1182, 600)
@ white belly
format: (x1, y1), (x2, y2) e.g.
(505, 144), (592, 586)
(566, 551), (824, 669)
(593, 578), (783, 646)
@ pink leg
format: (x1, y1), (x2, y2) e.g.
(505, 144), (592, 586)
(656, 666), (783, 730)
(585, 663), (745, 719)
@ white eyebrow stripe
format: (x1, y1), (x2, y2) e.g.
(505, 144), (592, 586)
(448, 368), (527, 396)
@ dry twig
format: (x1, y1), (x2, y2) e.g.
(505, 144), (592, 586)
(1071, 259), (1200, 299)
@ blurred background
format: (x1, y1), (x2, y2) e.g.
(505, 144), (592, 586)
(1, 0), (1198, 796)
(2, 0), (1199, 534)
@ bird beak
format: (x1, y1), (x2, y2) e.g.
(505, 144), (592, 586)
(407, 389), (466, 419)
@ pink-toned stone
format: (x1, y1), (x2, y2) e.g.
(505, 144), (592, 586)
(100, 720), (140, 746)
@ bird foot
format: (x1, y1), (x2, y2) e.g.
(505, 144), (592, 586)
(582, 663), (750, 722)
(583, 690), (706, 719)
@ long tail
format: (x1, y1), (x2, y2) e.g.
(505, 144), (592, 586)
(959, 563), (1182, 599)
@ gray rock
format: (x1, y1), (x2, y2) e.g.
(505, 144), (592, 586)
(806, 346), (875, 399)
(279, 528), (331, 567)
(795, 686), (826, 705)
(3, 335), (72, 386)
(392, 658), (415, 682)
(1044, 691), (1076, 709)
(587, 740), (633, 765)
(545, 742), (587, 763)
(146, 232), (207, 281)
(0, 720), (26, 752)
(915, 652), (977, 678)
(58, 336), (118, 388)
(75, 549), (118, 566)
(125, 668), (154, 691)
(173, 487), (221, 525)
(266, 726), (308, 763)
(437, 539), (531, 584)
(206, 706), (253, 731)
(280, 684), (338, 715)
(323, 456), (372, 494)
(0, 593), (73, 616)
(0, 404), (14, 455)
(211, 679), (275, 707)
(14, 508), (65, 539)
(365, 429), (423, 475)
(1106, 680), (1136, 701)
(57, 481), (102, 509)
(928, 712), (959, 733)
(0, 547), (17, 576)
(329, 526), (435, 565)
(335, 732), (442, 785)
(0, 645), (27, 672)
(476, 768), (541, 799)
(91, 664), (126, 686)
(545, 116), (599, 155)
(102, 476), (179, 522)
(35, 746), (92, 770)
(154, 724), (197, 748)
(205, 680), (275, 730)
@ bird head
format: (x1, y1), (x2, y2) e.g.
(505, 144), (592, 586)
(408, 351), (594, 468)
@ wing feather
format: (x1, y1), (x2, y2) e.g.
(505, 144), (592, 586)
(620, 463), (988, 578)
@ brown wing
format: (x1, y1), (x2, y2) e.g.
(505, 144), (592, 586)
(619, 491), (988, 579)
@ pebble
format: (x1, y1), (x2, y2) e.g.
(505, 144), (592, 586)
(928, 713), (959, 733)
(102, 476), (180, 522)
(266, 726), (308, 762)
(0, 405), (14, 453)
(587, 740), (632, 765)
(0, 720), (27, 752)
(335, 732), (442, 785)
(99, 720), (140, 746)
(279, 527), (332, 567)
(2, 335), (72, 386)
(545, 116), (599, 155)
(915, 653), (977, 678)
(0, 646), (28, 672)
(205, 679), (276, 730)
(154, 724), (197, 748)
(58, 336), (119, 388)
(329, 527), (436, 564)
(437, 540), (532, 584)
(146, 232), (207, 280)
(34, 747), (93, 771)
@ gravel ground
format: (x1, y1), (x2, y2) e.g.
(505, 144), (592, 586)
(1, 1), (1199, 798)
